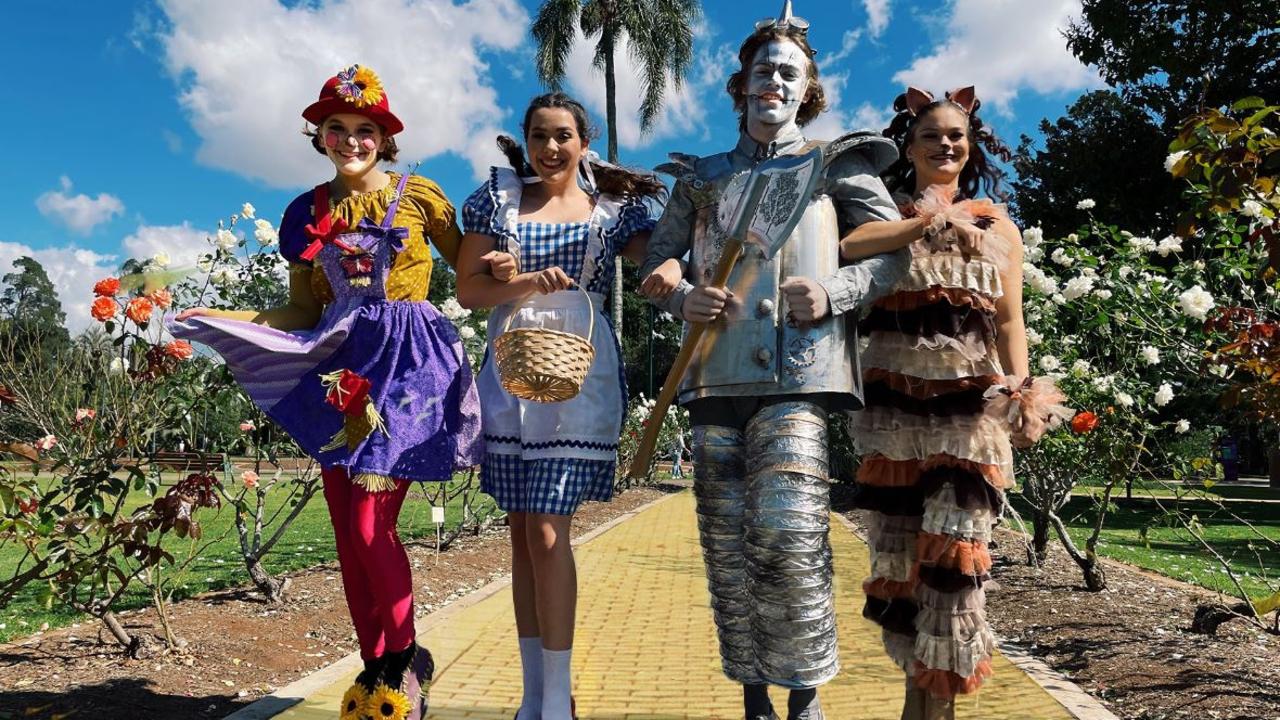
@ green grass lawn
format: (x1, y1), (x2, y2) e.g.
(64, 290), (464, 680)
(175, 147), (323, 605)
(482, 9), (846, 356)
(0, 471), (497, 644)
(1012, 492), (1280, 599)
(1072, 477), (1280, 502)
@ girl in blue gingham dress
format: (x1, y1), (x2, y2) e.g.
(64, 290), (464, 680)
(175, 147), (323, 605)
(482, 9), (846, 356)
(454, 93), (669, 720)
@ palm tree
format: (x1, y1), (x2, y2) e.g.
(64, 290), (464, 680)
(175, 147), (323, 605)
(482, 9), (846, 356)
(531, 0), (701, 332)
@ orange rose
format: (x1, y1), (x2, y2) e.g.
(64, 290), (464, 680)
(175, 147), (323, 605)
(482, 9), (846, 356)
(91, 297), (118, 322)
(125, 297), (154, 325)
(93, 277), (121, 297)
(242, 470), (259, 489)
(1071, 411), (1100, 434)
(164, 340), (194, 360)
(147, 288), (174, 309)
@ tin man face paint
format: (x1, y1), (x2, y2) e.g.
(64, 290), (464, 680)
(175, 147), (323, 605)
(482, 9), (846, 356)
(746, 39), (809, 129)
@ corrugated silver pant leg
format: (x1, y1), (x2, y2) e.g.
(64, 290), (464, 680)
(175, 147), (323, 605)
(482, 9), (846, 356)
(692, 424), (761, 685)
(744, 401), (838, 689)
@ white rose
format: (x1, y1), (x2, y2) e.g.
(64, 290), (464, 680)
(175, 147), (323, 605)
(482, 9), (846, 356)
(1140, 346), (1161, 365)
(1092, 375), (1114, 392)
(1022, 227), (1044, 248)
(196, 254), (214, 273)
(1077, 198), (1096, 210)
(1066, 233), (1079, 243)
(254, 219), (279, 247)
(1164, 150), (1188, 173)
(151, 251), (171, 268)
(211, 268), (238, 287)
(1026, 327), (1043, 346)
(1039, 355), (1061, 372)
(1118, 265), (1133, 279)
(1051, 248), (1075, 267)
(1177, 285), (1215, 320)
(440, 298), (471, 322)
(1128, 236), (1157, 253)
(1154, 383), (1174, 407)
(1025, 245), (1044, 263)
(1241, 199), (1265, 218)
(458, 325), (477, 340)
(1052, 293), (1067, 305)
(1192, 260), (1205, 271)
(1071, 359), (1092, 377)
(109, 357), (127, 375)
(1174, 419), (1190, 434)
(1156, 235), (1183, 257)
(1115, 390), (1134, 407)
(1063, 275), (1096, 301)
(241, 202), (256, 219)
(214, 229), (238, 251)
(1094, 288), (1113, 300)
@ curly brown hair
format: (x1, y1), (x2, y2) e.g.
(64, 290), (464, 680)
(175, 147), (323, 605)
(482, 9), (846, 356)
(881, 90), (1012, 201)
(725, 26), (827, 131)
(303, 123), (399, 164)
(497, 92), (666, 200)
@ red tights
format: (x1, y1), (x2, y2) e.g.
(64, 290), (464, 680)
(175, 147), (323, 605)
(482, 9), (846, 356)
(321, 466), (415, 660)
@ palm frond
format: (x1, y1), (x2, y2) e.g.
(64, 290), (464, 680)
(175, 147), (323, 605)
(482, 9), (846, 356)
(622, 0), (700, 132)
(532, 0), (584, 89)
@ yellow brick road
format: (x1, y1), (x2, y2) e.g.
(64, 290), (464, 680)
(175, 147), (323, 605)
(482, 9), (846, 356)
(277, 492), (1074, 719)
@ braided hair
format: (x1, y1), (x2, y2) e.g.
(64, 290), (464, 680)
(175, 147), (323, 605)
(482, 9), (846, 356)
(881, 89), (1013, 202)
(497, 92), (666, 200)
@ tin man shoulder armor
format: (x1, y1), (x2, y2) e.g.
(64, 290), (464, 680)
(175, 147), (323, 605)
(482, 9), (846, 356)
(656, 131), (897, 407)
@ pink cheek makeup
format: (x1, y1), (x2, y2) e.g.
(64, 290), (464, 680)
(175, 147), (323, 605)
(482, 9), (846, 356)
(324, 132), (340, 149)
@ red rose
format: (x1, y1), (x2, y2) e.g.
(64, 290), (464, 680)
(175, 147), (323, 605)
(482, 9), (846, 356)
(1071, 411), (1099, 434)
(17, 497), (38, 515)
(91, 297), (118, 322)
(94, 277), (121, 297)
(164, 340), (194, 360)
(325, 369), (372, 417)
(125, 297), (154, 325)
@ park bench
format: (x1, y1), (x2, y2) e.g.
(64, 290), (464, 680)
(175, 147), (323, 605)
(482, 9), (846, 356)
(152, 451), (226, 474)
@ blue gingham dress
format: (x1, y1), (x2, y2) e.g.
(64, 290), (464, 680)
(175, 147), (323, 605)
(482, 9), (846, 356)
(462, 167), (655, 515)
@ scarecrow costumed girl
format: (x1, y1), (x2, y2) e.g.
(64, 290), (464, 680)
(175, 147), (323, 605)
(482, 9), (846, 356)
(170, 65), (482, 720)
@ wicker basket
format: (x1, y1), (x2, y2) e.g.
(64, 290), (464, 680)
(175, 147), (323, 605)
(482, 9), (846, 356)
(493, 286), (597, 402)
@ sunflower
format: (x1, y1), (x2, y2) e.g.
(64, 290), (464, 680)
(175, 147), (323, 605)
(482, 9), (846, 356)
(340, 682), (370, 720)
(335, 64), (386, 109)
(367, 683), (413, 720)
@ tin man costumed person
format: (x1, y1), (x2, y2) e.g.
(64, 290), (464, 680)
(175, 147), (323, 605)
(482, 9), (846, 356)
(641, 4), (910, 719)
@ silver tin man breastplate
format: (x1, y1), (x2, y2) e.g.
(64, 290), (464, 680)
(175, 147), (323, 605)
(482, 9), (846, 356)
(681, 169), (855, 403)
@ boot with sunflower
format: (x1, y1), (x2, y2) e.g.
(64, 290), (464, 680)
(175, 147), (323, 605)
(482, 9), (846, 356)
(365, 641), (435, 720)
(340, 656), (388, 720)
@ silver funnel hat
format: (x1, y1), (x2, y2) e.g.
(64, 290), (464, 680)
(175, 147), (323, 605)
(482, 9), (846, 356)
(755, 0), (810, 33)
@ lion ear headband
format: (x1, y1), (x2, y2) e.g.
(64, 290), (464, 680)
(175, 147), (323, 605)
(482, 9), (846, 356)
(905, 85), (979, 116)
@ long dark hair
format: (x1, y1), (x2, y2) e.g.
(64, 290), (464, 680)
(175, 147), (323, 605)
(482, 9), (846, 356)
(497, 92), (666, 200)
(725, 26), (827, 131)
(881, 89), (1013, 201)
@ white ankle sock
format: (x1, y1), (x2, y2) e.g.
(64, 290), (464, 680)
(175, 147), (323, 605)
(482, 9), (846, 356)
(517, 637), (543, 719)
(541, 647), (573, 719)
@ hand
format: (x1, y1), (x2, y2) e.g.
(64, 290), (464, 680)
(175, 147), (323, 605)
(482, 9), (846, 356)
(530, 266), (573, 295)
(175, 307), (214, 321)
(780, 276), (830, 324)
(481, 250), (518, 282)
(949, 218), (985, 260)
(682, 285), (732, 323)
(640, 259), (683, 301)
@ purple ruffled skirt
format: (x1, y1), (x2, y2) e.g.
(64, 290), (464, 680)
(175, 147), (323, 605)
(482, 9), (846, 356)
(168, 297), (483, 482)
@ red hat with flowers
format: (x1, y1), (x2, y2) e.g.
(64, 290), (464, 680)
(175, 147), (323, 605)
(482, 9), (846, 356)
(302, 64), (404, 136)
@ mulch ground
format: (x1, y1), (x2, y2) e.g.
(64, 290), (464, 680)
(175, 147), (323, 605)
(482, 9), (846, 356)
(0, 486), (669, 720)
(841, 506), (1280, 720)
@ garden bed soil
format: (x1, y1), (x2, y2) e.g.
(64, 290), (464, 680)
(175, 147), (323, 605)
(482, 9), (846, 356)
(844, 508), (1280, 720)
(0, 486), (669, 720)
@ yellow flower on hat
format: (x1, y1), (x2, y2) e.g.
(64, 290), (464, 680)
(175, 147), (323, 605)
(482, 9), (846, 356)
(335, 64), (386, 109)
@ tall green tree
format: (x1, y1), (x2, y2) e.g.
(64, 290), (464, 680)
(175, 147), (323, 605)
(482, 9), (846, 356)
(0, 256), (70, 362)
(530, 0), (701, 336)
(1013, 0), (1279, 234)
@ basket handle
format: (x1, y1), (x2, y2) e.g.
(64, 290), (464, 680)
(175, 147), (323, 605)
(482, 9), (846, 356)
(500, 282), (595, 344)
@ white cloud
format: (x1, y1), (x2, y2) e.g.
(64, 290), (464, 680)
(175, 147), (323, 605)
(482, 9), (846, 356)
(892, 0), (1100, 116)
(35, 177), (125, 235)
(153, 0), (528, 187)
(864, 0), (892, 38)
(804, 71), (894, 140)
(820, 28), (863, 69)
(561, 25), (731, 153)
(0, 241), (117, 333)
(121, 223), (212, 271)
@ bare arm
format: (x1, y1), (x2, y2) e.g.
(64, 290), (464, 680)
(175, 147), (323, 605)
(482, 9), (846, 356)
(840, 217), (927, 260)
(175, 263), (324, 331)
(993, 218), (1029, 379)
(454, 232), (546, 309)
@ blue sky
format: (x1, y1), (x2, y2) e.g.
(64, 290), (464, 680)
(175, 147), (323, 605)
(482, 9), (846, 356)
(7, 0), (1100, 329)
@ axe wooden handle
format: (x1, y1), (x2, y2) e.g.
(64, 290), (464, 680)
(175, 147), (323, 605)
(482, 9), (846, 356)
(629, 240), (744, 480)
